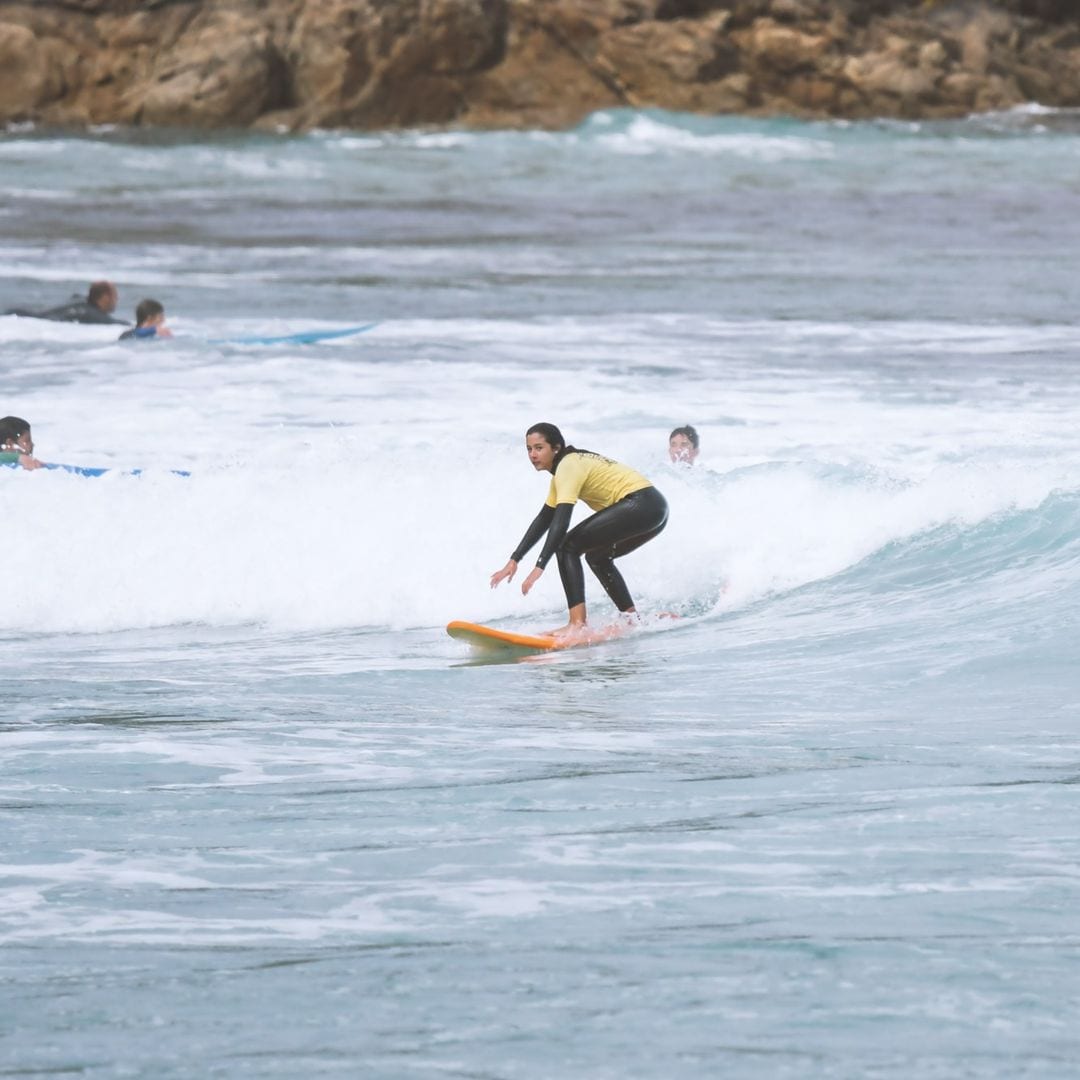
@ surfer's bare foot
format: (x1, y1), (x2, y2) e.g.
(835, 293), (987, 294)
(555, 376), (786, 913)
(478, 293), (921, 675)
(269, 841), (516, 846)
(547, 603), (588, 638)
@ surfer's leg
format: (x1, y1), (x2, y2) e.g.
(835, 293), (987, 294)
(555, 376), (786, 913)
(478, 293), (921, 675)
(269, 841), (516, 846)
(564, 488), (669, 612)
(585, 551), (634, 611)
(553, 549), (589, 633)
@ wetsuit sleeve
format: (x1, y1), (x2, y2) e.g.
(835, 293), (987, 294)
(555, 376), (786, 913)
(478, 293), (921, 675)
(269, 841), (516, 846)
(0, 450), (20, 465)
(534, 503), (574, 570)
(511, 504), (555, 563)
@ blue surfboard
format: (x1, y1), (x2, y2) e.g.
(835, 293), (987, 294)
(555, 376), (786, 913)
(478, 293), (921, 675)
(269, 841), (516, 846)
(2, 462), (192, 478)
(50, 463), (190, 478)
(210, 322), (377, 346)
(46, 463), (112, 477)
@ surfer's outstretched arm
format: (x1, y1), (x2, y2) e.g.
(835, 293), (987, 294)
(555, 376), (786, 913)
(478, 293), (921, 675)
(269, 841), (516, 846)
(518, 502), (573, 597)
(491, 504), (554, 589)
(521, 502), (573, 606)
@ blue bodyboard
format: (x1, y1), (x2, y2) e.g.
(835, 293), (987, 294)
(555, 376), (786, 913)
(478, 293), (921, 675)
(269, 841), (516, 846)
(20, 462), (192, 478)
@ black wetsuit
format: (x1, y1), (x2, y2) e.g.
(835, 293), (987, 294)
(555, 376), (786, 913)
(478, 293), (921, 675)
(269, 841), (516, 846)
(5, 296), (128, 325)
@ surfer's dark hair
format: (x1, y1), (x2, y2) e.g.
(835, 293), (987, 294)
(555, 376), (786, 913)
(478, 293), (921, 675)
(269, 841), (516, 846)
(526, 422), (565, 452)
(0, 416), (31, 445)
(135, 298), (165, 325)
(87, 281), (115, 305)
(526, 422), (591, 471)
(669, 424), (699, 449)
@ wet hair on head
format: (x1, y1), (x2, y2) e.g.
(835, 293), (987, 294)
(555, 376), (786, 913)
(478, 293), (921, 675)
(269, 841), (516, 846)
(526, 422), (565, 452)
(88, 281), (115, 305)
(526, 422), (590, 470)
(135, 298), (165, 325)
(669, 424), (699, 449)
(0, 415), (31, 445)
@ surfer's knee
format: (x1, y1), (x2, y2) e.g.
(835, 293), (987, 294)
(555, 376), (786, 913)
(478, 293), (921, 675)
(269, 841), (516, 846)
(559, 532), (584, 559)
(585, 547), (615, 572)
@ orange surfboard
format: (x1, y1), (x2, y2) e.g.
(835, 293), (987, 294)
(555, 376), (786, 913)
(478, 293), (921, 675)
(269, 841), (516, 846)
(446, 620), (628, 655)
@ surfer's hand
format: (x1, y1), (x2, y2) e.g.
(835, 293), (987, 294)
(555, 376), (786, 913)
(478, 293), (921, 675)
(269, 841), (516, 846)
(521, 566), (543, 596)
(19, 454), (43, 470)
(490, 560), (518, 589)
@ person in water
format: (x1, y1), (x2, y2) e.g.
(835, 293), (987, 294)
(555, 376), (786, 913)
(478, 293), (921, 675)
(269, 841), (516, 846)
(490, 423), (669, 637)
(0, 416), (44, 470)
(118, 299), (173, 341)
(5, 281), (128, 325)
(668, 424), (699, 466)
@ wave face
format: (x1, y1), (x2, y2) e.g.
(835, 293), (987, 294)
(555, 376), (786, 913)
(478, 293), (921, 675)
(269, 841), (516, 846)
(3, 110), (1080, 1078)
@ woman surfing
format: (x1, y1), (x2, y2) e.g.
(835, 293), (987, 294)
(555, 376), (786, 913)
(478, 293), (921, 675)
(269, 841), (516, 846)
(490, 423), (668, 639)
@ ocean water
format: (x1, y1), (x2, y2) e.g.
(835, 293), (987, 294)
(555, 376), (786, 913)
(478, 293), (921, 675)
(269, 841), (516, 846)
(2, 107), (1080, 1078)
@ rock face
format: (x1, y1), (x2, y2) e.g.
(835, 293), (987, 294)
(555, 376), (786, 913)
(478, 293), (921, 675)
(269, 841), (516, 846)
(0, 0), (1077, 130)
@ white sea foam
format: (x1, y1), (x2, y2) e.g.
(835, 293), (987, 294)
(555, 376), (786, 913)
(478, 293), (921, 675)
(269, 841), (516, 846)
(597, 113), (835, 160)
(3, 314), (1077, 635)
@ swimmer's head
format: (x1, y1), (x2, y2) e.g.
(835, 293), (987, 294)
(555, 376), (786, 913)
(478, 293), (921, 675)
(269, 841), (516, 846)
(88, 280), (118, 313)
(669, 425), (699, 465)
(0, 415), (32, 454)
(134, 298), (165, 327)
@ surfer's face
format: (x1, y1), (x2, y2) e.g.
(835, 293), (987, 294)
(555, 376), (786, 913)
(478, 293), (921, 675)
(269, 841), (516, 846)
(526, 433), (557, 472)
(669, 434), (697, 464)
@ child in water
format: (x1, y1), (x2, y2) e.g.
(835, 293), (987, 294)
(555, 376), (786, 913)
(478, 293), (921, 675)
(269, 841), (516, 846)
(668, 425), (699, 465)
(0, 415), (43, 470)
(119, 299), (173, 341)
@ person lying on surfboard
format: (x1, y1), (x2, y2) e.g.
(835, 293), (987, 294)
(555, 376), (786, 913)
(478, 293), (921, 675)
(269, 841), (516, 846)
(0, 416), (44, 471)
(490, 422), (668, 639)
(0, 415), (189, 478)
(5, 280), (129, 326)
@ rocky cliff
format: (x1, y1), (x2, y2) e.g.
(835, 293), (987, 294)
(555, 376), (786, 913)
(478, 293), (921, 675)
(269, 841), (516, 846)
(1, 0), (1077, 131)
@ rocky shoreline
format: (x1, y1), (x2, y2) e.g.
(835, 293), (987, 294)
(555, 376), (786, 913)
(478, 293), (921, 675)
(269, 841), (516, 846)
(1, 0), (1077, 133)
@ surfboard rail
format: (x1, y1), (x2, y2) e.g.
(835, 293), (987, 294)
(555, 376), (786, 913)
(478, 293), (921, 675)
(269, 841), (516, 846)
(447, 620), (560, 653)
(446, 619), (634, 654)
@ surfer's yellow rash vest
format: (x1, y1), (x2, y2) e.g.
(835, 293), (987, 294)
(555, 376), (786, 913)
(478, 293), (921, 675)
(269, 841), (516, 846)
(544, 451), (651, 512)
(511, 450), (654, 570)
